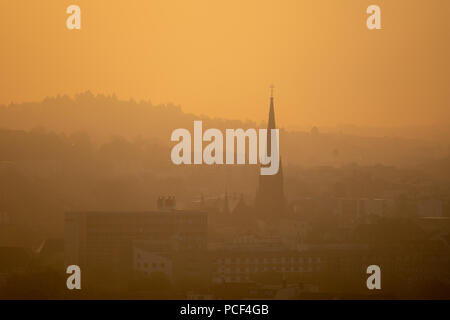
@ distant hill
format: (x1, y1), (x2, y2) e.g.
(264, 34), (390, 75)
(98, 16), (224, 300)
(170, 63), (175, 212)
(1, 92), (448, 167)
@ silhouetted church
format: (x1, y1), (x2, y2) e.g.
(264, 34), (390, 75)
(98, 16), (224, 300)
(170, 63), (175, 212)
(255, 88), (286, 219)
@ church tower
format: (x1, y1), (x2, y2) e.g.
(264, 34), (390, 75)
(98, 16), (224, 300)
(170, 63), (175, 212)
(255, 86), (285, 219)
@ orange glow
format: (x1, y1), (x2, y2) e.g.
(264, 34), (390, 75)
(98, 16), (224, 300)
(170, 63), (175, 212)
(0, 0), (449, 128)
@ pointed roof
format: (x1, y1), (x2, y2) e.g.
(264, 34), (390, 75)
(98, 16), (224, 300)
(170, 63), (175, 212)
(268, 85), (276, 130)
(232, 194), (250, 215)
(255, 86), (285, 219)
(266, 86), (277, 155)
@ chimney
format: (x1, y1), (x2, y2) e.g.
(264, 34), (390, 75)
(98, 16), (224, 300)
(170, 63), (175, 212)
(157, 196), (176, 211)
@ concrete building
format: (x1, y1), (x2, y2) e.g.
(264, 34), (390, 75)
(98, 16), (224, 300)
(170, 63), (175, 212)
(133, 246), (173, 281)
(211, 250), (323, 284)
(64, 197), (207, 290)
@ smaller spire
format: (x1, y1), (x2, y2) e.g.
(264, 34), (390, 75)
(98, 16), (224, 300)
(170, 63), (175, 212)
(270, 84), (275, 98)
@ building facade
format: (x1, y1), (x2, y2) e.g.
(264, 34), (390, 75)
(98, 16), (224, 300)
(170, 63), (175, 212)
(64, 202), (207, 290)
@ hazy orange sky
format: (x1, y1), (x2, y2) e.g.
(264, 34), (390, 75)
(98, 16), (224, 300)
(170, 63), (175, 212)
(1, 0), (449, 128)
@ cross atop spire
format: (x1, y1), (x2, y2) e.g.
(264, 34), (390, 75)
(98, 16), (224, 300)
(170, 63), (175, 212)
(268, 85), (276, 130)
(270, 84), (275, 98)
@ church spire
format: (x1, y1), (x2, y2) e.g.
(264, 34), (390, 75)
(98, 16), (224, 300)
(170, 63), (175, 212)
(255, 85), (285, 220)
(267, 85), (276, 155)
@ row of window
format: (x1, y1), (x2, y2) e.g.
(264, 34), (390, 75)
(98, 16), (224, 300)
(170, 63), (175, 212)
(213, 275), (258, 283)
(216, 257), (321, 264)
(136, 261), (166, 269)
(216, 265), (317, 274)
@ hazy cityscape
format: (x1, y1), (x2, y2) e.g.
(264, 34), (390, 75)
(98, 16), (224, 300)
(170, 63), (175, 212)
(1, 93), (449, 299)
